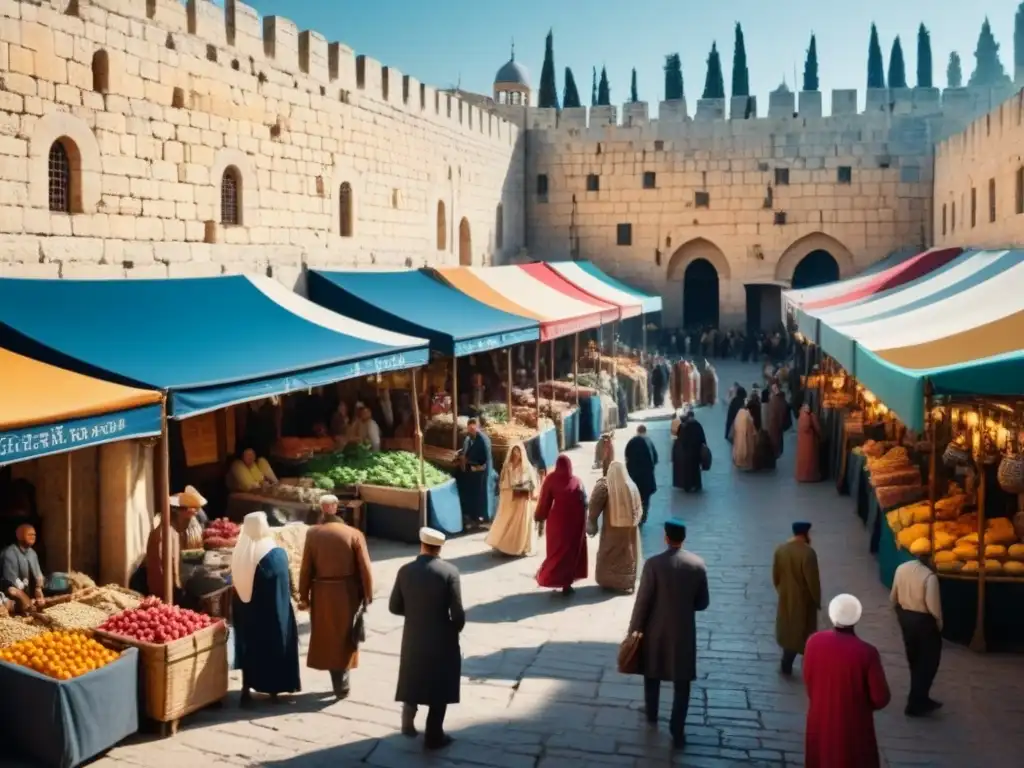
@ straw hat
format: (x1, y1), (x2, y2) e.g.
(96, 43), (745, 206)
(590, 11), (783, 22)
(170, 485), (207, 509)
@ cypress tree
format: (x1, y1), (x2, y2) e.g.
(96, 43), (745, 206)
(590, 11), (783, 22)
(803, 33), (819, 91)
(702, 42), (725, 99)
(731, 23), (750, 97)
(664, 54), (684, 101)
(888, 36), (907, 88)
(591, 66), (598, 106)
(968, 17), (1011, 87)
(538, 29), (558, 109)
(867, 23), (885, 89)
(563, 67), (581, 108)
(947, 51), (963, 87)
(630, 68), (639, 102)
(916, 24), (933, 88)
(597, 66), (611, 106)
(1016, 2), (1024, 79)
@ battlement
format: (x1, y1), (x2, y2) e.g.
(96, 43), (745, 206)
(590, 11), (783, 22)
(9, 0), (516, 146)
(524, 85), (1017, 140)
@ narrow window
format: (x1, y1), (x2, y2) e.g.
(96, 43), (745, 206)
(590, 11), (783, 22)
(694, 191), (710, 208)
(837, 166), (852, 184)
(941, 203), (947, 236)
(988, 178), (996, 223)
(220, 166), (241, 225)
(436, 200), (447, 251)
(1016, 167), (1024, 214)
(970, 187), (977, 228)
(91, 50), (109, 93)
(775, 168), (790, 186)
(774, 211), (787, 225)
(616, 223), (632, 246)
(495, 204), (504, 249)
(536, 174), (549, 201)
(951, 202), (956, 232)
(586, 174), (600, 192)
(48, 140), (72, 213)
(339, 182), (353, 237)
(654, 140), (664, 151)
(642, 171), (657, 189)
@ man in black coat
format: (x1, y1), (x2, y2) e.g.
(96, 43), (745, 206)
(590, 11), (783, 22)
(624, 425), (659, 526)
(628, 519), (710, 749)
(390, 527), (465, 750)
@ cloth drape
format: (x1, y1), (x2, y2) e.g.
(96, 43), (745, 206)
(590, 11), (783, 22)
(232, 512), (279, 604)
(605, 461), (642, 528)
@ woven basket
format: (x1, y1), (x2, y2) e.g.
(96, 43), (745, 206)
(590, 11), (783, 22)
(943, 443), (970, 469)
(997, 454), (1024, 494)
(93, 621), (228, 725)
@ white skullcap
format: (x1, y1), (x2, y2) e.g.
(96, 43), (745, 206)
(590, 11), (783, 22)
(320, 494), (339, 506)
(828, 593), (863, 628)
(419, 527), (446, 547)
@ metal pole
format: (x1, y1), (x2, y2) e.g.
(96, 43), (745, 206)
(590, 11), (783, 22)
(573, 333), (580, 406)
(159, 401), (172, 604)
(534, 341), (541, 435)
(549, 339), (555, 383)
(451, 356), (459, 450)
(641, 315), (647, 365)
(412, 368), (425, 486)
(506, 347), (513, 425)
(970, 429), (988, 653)
(65, 451), (73, 572)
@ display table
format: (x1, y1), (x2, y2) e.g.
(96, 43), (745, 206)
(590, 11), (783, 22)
(843, 451), (870, 522)
(865, 486), (925, 554)
(560, 407), (581, 451)
(578, 395), (603, 442)
(525, 425), (559, 472)
(0, 648), (140, 768)
(363, 479), (464, 543)
(226, 492), (316, 524)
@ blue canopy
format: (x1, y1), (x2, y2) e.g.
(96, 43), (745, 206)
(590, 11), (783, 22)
(0, 275), (429, 419)
(307, 269), (539, 357)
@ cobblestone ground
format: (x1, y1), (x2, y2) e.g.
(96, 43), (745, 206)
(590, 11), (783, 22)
(10, 360), (1024, 768)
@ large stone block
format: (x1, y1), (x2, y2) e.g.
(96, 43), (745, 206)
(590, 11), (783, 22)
(865, 88), (888, 113)
(911, 86), (941, 114)
(528, 108), (558, 129)
(589, 105), (618, 126)
(798, 90), (822, 118)
(225, 0), (262, 59)
(768, 90), (795, 119)
(658, 99), (688, 121)
(831, 89), (858, 115)
(558, 107), (587, 130)
(186, 0), (227, 45)
(730, 95), (756, 119)
(695, 98), (725, 121)
(622, 101), (648, 126)
(299, 30), (328, 82)
(356, 55), (383, 96)
(890, 87), (913, 115)
(263, 16), (299, 73)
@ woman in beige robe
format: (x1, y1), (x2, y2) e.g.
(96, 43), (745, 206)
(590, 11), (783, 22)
(732, 406), (756, 471)
(486, 443), (536, 556)
(587, 461), (642, 592)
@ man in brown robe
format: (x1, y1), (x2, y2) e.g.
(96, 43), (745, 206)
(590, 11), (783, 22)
(773, 521), (821, 675)
(298, 494), (374, 698)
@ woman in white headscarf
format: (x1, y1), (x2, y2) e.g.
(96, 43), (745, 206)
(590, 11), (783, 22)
(231, 512), (301, 705)
(587, 460), (643, 592)
(485, 443), (536, 556)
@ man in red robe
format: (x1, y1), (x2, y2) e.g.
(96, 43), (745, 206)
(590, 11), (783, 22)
(803, 594), (891, 768)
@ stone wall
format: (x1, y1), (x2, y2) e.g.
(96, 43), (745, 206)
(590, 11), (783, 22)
(933, 90), (1024, 249)
(0, 0), (525, 288)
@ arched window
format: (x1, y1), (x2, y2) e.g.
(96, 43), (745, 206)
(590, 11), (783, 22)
(339, 182), (353, 237)
(91, 50), (109, 93)
(48, 140), (72, 213)
(220, 166), (241, 225)
(436, 200), (447, 251)
(495, 203), (504, 249)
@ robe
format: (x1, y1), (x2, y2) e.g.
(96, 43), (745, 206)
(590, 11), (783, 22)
(587, 478), (641, 592)
(535, 459), (588, 589)
(795, 410), (822, 483)
(458, 432), (495, 522)
(232, 547), (301, 695)
(747, 397), (763, 431)
(732, 408), (756, 471)
(768, 393), (789, 458)
(651, 364), (668, 408)
(803, 629), (891, 768)
(298, 518), (374, 671)
(724, 391), (746, 443)
(390, 554), (464, 706)
(486, 452), (534, 556)
(624, 435), (658, 503)
(772, 539), (821, 654)
(673, 418), (706, 492)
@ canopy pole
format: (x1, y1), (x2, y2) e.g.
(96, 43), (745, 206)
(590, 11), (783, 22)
(506, 348), (513, 426)
(925, 385), (936, 563)
(159, 401), (172, 604)
(573, 333), (579, 406)
(549, 339), (555, 384)
(596, 326), (602, 378)
(641, 315), (647, 366)
(412, 368), (425, 487)
(534, 342), (541, 436)
(970, 431), (988, 653)
(65, 451), (73, 573)
(612, 320), (619, 402)
(451, 356), (459, 450)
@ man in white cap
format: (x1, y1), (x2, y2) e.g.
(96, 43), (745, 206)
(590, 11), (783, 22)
(802, 594), (891, 768)
(390, 527), (464, 750)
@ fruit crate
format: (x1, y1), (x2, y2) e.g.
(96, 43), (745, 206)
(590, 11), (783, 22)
(93, 621), (228, 737)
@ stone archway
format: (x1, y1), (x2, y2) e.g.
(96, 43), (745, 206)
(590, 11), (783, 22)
(682, 259), (720, 328)
(665, 238), (730, 328)
(459, 218), (472, 266)
(774, 232), (855, 284)
(791, 250), (841, 289)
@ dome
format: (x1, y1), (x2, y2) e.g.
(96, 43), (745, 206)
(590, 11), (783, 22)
(495, 58), (530, 88)
(773, 80), (791, 95)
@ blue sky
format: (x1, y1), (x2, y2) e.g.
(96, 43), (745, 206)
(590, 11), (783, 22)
(245, 1), (1021, 111)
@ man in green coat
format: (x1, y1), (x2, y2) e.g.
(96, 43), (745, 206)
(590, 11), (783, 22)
(773, 521), (821, 675)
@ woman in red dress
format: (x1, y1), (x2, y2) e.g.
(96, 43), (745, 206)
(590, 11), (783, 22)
(534, 455), (588, 595)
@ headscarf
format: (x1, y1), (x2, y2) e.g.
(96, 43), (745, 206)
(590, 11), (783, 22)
(231, 512), (279, 604)
(605, 461), (641, 527)
(548, 454), (582, 495)
(500, 443), (535, 490)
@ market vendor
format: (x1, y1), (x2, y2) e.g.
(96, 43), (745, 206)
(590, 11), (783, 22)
(458, 418), (494, 523)
(172, 485), (209, 530)
(1, 524), (46, 614)
(143, 506), (185, 602)
(352, 404), (382, 452)
(394, 408), (416, 440)
(228, 447), (280, 493)
(330, 401), (352, 439)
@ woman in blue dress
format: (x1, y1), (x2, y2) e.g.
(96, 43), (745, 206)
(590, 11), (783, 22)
(231, 512), (301, 705)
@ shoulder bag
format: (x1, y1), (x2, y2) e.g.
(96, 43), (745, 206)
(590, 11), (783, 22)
(699, 444), (713, 471)
(617, 631), (643, 675)
(351, 601), (367, 646)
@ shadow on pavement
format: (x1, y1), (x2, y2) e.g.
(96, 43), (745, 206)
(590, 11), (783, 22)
(465, 585), (616, 624)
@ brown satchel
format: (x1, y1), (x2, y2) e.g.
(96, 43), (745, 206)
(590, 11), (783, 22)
(617, 631), (643, 675)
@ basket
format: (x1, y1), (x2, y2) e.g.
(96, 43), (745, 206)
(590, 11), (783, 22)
(943, 443), (970, 469)
(93, 621), (228, 729)
(197, 586), (233, 623)
(997, 454), (1024, 494)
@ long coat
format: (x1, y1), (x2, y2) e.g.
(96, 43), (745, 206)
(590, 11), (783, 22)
(628, 547), (710, 682)
(624, 435), (658, 499)
(804, 629), (890, 768)
(772, 539), (821, 654)
(389, 554), (465, 705)
(298, 519), (373, 671)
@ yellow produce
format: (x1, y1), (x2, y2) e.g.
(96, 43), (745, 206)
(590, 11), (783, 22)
(984, 545), (1008, 559)
(1003, 561), (1024, 575)
(897, 523), (931, 549)
(0, 631), (120, 681)
(984, 529), (1017, 546)
(984, 560), (1003, 574)
(886, 510), (902, 533)
(936, 560), (962, 573)
(1007, 543), (1024, 560)
(953, 544), (979, 560)
(933, 532), (955, 551)
(909, 538), (930, 555)
(933, 550), (958, 564)
(897, 503), (931, 528)
(958, 533), (979, 545)
(961, 560), (980, 572)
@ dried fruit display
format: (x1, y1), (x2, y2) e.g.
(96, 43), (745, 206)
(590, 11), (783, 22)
(41, 602), (109, 630)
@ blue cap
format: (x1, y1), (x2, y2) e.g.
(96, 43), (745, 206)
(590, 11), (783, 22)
(664, 519), (687, 539)
(792, 521), (812, 535)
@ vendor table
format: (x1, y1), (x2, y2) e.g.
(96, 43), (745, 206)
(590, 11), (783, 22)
(525, 425), (559, 472)
(226, 492), (364, 529)
(842, 450), (870, 522)
(560, 406), (581, 451)
(365, 479), (464, 544)
(864, 485), (926, 554)
(578, 395), (603, 442)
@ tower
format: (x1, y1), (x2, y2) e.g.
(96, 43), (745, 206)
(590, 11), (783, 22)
(494, 42), (531, 106)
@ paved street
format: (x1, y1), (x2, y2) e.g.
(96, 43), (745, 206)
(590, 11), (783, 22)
(13, 360), (1024, 767)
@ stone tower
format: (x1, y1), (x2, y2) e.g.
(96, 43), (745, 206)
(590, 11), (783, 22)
(494, 43), (531, 106)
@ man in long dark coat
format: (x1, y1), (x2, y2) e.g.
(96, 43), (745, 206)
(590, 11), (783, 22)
(390, 527), (465, 750)
(624, 425), (658, 526)
(672, 412), (707, 493)
(628, 519), (710, 748)
(458, 418), (494, 523)
(773, 521), (821, 675)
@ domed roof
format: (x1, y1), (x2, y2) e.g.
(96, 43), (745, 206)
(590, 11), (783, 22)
(495, 45), (530, 88)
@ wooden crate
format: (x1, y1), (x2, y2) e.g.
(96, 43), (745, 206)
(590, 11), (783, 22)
(93, 621), (229, 736)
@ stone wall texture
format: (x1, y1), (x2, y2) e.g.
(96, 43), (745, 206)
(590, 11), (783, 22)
(0, 0), (525, 289)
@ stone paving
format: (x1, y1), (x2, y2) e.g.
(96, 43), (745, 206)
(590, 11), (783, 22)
(9, 360), (1024, 768)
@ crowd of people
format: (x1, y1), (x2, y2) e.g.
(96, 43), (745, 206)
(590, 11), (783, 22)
(660, 324), (794, 364)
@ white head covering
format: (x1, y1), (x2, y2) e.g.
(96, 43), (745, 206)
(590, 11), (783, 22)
(828, 593), (863, 628)
(499, 442), (535, 490)
(231, 512), (278, 604)
(419, 527), (446, 547)
(604, 461), (641, 528)
(320, 494), (339, 508)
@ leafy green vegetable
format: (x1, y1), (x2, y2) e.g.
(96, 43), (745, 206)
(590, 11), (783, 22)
(302, 451), (452, 490)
